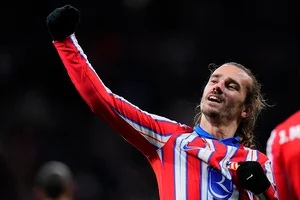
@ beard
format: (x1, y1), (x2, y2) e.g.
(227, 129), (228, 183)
(201, 105), (221, 119)
(200, 99), (240, 121)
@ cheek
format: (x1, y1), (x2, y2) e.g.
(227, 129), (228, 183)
(225, 93), (244, 105)
(228, 97), (244, 109)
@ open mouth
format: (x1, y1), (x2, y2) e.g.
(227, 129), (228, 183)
(208, 96), (222, 103)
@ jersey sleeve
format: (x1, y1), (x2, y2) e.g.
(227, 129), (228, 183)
(52, 34), (189, 155)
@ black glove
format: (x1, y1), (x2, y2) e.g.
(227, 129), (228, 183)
(237, 161), (271, 195)
(46, 5), (80, 41)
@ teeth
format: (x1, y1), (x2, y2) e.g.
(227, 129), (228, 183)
(208, 96), (220, 102)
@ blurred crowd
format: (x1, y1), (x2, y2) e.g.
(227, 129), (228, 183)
(0, 0), (299, 199)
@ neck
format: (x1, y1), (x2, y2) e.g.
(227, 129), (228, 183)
(199, 114), (239, 140)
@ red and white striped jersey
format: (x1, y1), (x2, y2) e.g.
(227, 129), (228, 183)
(52, 34), (277, 200)
(267, 110), (300, 200)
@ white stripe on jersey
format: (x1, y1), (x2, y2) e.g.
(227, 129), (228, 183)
(197, 139), (215, 164)
(157, 148), (163, 162)
(117, 115), (171, 148)
(244, 148), (258, 161)
(264, 160), (276, 189)
(219, 146), (238, 180)
(113, 93), (183, 125)
(230, 188), (240, 200)
(201, 163), (209, 200)
(174, 133), (198, 200)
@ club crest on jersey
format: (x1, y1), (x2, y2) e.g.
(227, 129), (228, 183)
(226, 161), (240, 170)
(208, 167), (233, 200)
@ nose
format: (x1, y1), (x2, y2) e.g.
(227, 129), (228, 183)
(212, 81), (224, 94)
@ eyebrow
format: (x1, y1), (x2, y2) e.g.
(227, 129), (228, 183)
(210, 74), (222, 79)
(210, 73), (241, 89)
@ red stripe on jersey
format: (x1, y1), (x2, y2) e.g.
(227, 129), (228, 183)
(160, 134), (176, 200)
(187, 152), (201, 200)
(139, 131), (166, 145)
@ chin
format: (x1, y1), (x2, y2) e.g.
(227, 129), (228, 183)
(207, 111), (221, 119)
(202, 107), (221, 119)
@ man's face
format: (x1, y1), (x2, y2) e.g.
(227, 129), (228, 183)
(200, 64), (252, 121)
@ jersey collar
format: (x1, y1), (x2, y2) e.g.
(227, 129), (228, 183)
(194, 124), (240, 148)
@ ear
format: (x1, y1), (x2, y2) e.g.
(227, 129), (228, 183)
(241, 106), (252, 119)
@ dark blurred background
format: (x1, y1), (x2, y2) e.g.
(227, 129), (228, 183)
(0, 0), (299, 199)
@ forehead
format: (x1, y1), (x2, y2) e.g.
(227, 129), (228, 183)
(211, 64), (252, 85)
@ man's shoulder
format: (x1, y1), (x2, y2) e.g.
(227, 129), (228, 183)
(176, 123), (194, 133)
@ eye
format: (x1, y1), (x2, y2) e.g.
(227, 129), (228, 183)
(210, 79), (218, 84)
(228, 84), (237, 90)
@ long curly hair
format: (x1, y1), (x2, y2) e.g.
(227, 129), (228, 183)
(194, 62), (269, 148)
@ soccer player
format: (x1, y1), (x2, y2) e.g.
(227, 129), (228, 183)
(33, 161), (76, 200)
(46, 5), (278, 200)
(266, 110), (300, 200)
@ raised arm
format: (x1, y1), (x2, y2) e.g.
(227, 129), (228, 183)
(46, 5), (190, 155)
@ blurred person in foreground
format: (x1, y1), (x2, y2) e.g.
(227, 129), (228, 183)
(267, 110), (300, 200)
(33, 161), (76, 200)
(45, 5), (278, 200)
